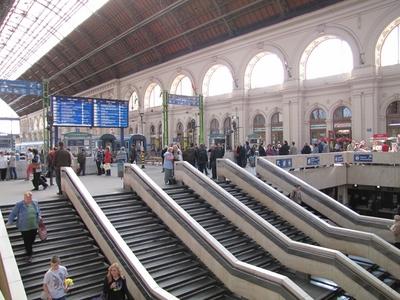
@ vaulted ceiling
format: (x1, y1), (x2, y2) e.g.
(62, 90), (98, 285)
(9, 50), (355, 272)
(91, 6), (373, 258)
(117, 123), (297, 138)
(0, 0), (344, 116)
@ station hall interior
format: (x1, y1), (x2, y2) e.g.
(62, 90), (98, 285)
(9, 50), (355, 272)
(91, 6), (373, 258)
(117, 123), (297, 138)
(1, 0), (400, 299)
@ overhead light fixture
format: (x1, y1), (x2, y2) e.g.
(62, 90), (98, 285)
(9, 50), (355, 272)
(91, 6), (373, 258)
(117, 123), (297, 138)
(353, 184), (358, 187)
(377, 185), (380, 189)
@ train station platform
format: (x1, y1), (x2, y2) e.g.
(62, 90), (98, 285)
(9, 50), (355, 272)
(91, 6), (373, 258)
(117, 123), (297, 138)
(0, 164), (169, 206)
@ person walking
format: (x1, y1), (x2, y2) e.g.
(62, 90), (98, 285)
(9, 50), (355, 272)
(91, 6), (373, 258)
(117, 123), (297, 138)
(129, 145), (137, 164)
(289, 185), (303, 205)
(77, 148), (86, 176)
(7, 191), (41, 262)
(163, 147), (174, 185)
(47, 147), (57, 186)
(102, 263), (128, 300)
(104, 147), (113, 176)
(43, 255), (69, 300)
(95, 147), (104, 175)
(289, 142), (298, 155)
(31, 148), (48, 191)
(54, 142), (72, 196)
(197, 144), (208, 175)
(0, 152), (8, 181)
(116, 147), (128, 178)
(25, 148), (34, 180)
(8, 152), (17, 180)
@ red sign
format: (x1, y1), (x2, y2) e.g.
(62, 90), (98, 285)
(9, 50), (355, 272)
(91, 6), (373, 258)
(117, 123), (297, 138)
(372, 133), (387, 139)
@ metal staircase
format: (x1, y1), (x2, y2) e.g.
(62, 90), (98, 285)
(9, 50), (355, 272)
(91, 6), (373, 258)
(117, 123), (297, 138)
(217, 180), (400, 295)
(1, 199), (108, 300)
(93, 192), (240, 300)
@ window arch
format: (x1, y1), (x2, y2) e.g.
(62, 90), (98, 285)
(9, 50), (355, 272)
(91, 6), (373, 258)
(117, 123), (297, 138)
(171, 75), (194, 96)
(386, 101), (400, 137)
(176, 122), (184, 144)
(144, 83), (162, 109)
(129, 90), (139, 111)
(303, 37), (353, 79)
(203, 64), (233, 96)
(271, 112), (283, 145)
(246, 52), (284, 89)
(333, 106), (352, 141)
(253, 114), (266, 142)
(310, 108), (327, 143)
(223, 117), (232, 150)
(210, 119), (219, 135)
(381, 21), (400, 66)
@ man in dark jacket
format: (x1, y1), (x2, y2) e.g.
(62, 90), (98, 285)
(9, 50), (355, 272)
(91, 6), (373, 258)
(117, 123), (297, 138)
(183, 143), (196, 167)
(279, 140), (290, 155)
(197, 144), (208, 175)
(77, 148), (86, 176)
(301, 143), (312, 154)
(54, 142), (72, 195)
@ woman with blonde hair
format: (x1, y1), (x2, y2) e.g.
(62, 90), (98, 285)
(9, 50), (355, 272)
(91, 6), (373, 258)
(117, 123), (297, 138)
(103, 263), (128, 300)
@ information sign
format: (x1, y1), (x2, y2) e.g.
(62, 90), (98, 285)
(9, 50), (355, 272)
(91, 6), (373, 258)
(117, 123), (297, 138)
(93, 99), (129, 128)
(52, 96), (93, 127)
(168, 94), (200, 106)
(334, 155), (344, 163)
(307, 156), (320, 166)
(354, 154), (373, 162)
(276, 158), (292, 168)
(0, 79), (42, 96)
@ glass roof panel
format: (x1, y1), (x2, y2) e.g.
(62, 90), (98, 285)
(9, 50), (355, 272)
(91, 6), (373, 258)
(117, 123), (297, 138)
(0, 0), (109, 80)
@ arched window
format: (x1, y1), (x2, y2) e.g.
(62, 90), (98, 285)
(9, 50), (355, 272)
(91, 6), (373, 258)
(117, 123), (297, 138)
(171, 75), (194, 96)
(386, 101), (400, 137)
(210, 119), (219, 135)
(305, 37), (353, 79)
(129, 90), (139, 111)
(271, 112), (283, 145)
(253, 114), (266, 142)
(333, 106), (352, 141)
(223, 117), (232, 150)
(145, 83), (162, 109)
(248, 53), (284, 89)
(150, 125), (155, 135)
(176, 122), (184, 144)
(381, 23), (400, 66)
(203, 64), (233, 96)
(309, 108), (327, 143)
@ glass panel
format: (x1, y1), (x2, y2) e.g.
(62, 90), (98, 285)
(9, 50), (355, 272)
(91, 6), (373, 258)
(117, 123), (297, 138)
(208, 65), (233, 96)
(306, 38), (353, 79)
(381, 26), (400, 66)
(251, 53), (284, 88)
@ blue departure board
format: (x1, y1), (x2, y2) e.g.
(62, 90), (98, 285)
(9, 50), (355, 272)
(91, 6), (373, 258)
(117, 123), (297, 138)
(93, 99), (129, 128)
(52, 96), (93, 127)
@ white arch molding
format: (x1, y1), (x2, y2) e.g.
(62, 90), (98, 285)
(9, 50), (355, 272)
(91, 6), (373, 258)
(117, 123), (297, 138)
(375, 17), (400, 67)
(201, 57), (236, 96)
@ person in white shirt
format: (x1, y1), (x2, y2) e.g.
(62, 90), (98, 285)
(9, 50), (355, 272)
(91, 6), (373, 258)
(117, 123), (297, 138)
(43, 255), (69, 300)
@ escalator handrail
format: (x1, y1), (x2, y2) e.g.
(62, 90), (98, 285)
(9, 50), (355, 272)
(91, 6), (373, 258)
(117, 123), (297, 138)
(60, 167), (178, 300)
(178, 160), (399, 300)
(256, 157), (392, 229)
(124, 163), (312, 300)
(0, 210), (27, 300)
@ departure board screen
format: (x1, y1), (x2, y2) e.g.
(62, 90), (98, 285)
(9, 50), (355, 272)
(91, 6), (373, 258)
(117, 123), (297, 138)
(93, 99), (129, 128)
(51, 96), (129, 128)
(52, 96), (93, 127)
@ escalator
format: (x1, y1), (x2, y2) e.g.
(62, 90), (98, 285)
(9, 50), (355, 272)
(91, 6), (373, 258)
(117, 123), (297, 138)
(261, 178), (337, 226)
(162, 185), (347, 299)
(93, 192), (240, 299)
(1, 198), (108, 300)
(216, 180), (400, 294)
